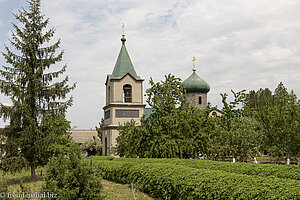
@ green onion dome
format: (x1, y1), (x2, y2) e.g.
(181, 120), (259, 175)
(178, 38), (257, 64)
(182, 72), (210, 93)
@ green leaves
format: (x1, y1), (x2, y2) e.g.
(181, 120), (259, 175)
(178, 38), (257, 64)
(116, 74), (211, 159)
(43, 138), (104, 200)
(81, 138), (102, 157)
(207, 90), (262, 160)
(146, 74), (185, 113)
(0, 0), (75, 180)
(90, 158), (300, 199)
(244, 83), (300, 161)
(117, 72), (299, 163)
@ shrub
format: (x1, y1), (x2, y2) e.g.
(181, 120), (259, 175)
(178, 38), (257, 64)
(43, 136), (104, 200)
(89, 157), (300, 180)
(89, 158), (300, 199)
(81, 137), (102, 157)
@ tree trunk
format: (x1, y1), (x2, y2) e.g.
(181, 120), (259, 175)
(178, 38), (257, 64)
(287, 152), (290, 165)
(31, 164), (36, 181)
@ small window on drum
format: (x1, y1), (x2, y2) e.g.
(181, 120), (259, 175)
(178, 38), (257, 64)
(199, 96), (202, 104)
(123, 84), (132, 103)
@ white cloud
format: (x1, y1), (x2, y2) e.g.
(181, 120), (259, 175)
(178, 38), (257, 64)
(0, 0), (299, 128)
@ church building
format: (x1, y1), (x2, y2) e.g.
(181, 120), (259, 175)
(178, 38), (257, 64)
(102, 34), (210, 156)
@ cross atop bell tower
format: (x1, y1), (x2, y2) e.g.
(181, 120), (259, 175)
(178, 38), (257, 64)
(122, 22), (125, 38)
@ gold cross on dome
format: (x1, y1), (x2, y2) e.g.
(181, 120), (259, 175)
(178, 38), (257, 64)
(192, 56), (196, 72)
(122, 22), (125, 37)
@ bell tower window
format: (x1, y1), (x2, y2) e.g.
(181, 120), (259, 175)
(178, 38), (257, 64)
(199, 96), (202, 105)
(123, 84), (132, 103)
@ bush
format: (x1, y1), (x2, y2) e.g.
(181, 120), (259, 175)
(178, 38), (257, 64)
(89, 156), (114, 161)
(81, 137), (102, 157)
(89, 158), (300, 199)
(43, 136), (104, 200)
(88, 157), (300, 180)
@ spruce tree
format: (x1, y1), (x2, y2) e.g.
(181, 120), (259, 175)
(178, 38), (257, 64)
(0, 0), (75, 180)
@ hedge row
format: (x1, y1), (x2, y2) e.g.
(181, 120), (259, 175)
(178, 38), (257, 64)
(89, 159), (300, 200)
(89, 157), (300, 180)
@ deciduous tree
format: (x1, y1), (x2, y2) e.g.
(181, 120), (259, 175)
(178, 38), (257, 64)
(117, 74), (211, 158)
(208, 90), (262, 162)
(244, 83), (300, 164)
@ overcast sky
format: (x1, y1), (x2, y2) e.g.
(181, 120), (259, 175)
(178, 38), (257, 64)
(0, 0), (299, 129)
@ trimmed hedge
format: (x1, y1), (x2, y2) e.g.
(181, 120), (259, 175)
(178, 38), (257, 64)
(88, 158), (300, 199)
(89, 157), (300, 180)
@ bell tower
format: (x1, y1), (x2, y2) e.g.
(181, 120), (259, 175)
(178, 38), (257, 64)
(102, 29), (145, 156)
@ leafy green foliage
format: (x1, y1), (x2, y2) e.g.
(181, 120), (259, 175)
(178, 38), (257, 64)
(208, 90), (262, 160)
(244, 82), (300, 161)
(96, 118), (104, 143)
(94, 157), (300, 180)
(0, 0), (75, 180)
(117, 74), (211, 158)
(43, 135), (104, 200)
(88, 157), (300, 200)
(81, 137), (102, 157)
(88, 157), (300, 180)
(116, 119), (142, 157)
(117, 73), (299, 163)
(146, 74), (186, 112)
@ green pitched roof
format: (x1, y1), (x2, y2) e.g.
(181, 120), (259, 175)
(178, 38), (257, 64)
(182, 72), (210, 93)
(108, 37), (143, 81)
(145, 107), (154, 119)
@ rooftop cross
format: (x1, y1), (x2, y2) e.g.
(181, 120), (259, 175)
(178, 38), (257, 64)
(122, 22), (125, 38)
(192, 56), (196, 72)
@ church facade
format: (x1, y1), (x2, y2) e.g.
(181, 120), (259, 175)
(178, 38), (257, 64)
(102, 35), (210, 156)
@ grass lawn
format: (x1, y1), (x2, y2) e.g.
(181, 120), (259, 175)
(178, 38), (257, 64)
(0, 168), (154, 200)
(102, 179), (154, 200)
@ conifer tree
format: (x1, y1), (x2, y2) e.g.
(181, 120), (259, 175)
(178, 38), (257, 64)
(0, 0), (75, 180)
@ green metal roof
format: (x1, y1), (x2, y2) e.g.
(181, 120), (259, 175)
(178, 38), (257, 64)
(182, 72), (210, 93)
(145, 107), (154, 119)
(108, 37), (143, 81)
(210, 107), (225, 114)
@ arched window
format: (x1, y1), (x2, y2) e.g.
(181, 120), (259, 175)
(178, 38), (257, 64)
(123, 84), (132, 103)
(199, 96), (202, 105)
